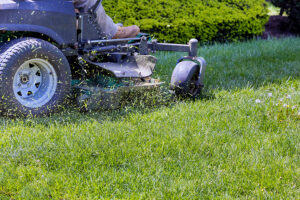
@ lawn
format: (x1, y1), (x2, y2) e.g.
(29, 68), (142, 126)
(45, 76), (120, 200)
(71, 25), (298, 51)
(0, 37), (299, 199)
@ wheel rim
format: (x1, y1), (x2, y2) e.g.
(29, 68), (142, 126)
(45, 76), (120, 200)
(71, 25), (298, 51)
(13, 59), (58, 108)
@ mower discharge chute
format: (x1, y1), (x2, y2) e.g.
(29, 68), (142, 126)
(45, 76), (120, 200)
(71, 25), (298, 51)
(0, 0), (207, 117)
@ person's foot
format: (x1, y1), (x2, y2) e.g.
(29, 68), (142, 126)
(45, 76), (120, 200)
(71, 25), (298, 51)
(112, 25), (140, 39)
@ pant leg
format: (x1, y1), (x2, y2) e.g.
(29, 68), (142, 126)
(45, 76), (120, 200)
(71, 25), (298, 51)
(73, 0), (118, 39)
(94, 3), (118, 39)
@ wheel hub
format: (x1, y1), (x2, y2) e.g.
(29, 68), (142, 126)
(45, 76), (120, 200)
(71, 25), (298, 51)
(13, 59), (58, 108)
(20, 74), (30, 84)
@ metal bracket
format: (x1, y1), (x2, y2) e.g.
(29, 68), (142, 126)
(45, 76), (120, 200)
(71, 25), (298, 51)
(151, 39), (157, 53)
(77, 56), (89, 81)
(188, 39), (198, 57)
(177, 56), (207, 87)
(147, 39), (199, 57)
(139, 36), (149, 55)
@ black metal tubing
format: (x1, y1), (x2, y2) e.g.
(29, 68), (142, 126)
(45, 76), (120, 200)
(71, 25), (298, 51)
(84, 45), (117, 54)
(148, 39), (198, 57)
(83, 44), (137, 55)
(83, 38), (199, 57)
(87, 38), (141, 44)
(148, 42), (189, 53)
(148, 43), (190, 52)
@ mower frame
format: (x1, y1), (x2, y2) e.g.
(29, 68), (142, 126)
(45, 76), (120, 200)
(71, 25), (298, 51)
(0, 0), (207, 116)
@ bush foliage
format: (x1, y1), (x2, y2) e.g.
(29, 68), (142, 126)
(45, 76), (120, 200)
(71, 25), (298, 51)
(271, 0), (300, 32)
(103, 0), (269, 43)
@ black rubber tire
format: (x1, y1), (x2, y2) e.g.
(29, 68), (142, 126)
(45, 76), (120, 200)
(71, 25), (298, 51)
(0, 38), (71, 117)
(170, 61), (201, 98)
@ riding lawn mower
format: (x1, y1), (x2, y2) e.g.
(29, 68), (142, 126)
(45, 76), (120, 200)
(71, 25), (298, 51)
(0, 0), (207, 117)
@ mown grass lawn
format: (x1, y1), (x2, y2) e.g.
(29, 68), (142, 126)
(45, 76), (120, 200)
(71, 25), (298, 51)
(0, 37), (299, 199)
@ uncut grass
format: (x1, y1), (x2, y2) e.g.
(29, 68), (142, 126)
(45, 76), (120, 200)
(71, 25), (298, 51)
(0, 38), (299, 199)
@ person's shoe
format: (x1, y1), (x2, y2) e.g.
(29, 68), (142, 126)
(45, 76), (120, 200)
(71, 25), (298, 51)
(112, 25), (140, 39)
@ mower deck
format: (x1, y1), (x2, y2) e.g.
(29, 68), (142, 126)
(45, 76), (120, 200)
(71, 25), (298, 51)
(75, 79), (163, 110)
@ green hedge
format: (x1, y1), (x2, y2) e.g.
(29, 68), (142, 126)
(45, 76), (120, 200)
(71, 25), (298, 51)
(103, 0), (269, 43)
(271, 0), (300, 32)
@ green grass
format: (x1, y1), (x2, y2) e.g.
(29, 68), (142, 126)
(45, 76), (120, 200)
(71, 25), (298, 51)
(0, 37), (300, 199)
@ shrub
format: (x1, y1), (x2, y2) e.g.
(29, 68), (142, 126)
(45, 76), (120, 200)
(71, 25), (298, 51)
(103, 0), (269, 43)
(271, 0), (300, 32)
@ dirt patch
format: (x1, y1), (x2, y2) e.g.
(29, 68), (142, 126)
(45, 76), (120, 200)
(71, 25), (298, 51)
(262, 16), (296, 39)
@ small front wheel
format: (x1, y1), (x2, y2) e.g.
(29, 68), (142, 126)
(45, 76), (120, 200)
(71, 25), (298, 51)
(0, 38), (71, 117)
(170, 61), (201, 98)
